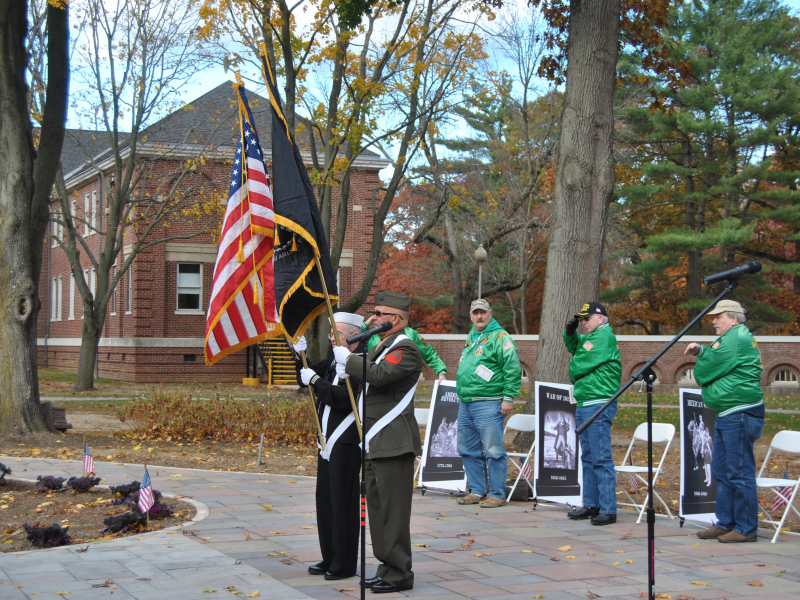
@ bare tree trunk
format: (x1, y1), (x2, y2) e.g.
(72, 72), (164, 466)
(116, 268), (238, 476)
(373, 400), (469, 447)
(74, 304), (107, 390)
(0, 0), (68, 434)
(524, 0), (619, 419)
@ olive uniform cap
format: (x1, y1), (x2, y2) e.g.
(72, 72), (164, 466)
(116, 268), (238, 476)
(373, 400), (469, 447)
(375, 290), (412, 312)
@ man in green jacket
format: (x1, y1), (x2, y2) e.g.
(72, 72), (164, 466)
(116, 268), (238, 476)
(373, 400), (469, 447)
(563, 302), (622, 526)
(455, 299), (521, 508)
(685, 300), (764, 544)
(362, 298), (448, 381)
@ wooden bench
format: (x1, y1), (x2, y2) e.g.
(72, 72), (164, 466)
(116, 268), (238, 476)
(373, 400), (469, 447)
(41, 402), (73, 432)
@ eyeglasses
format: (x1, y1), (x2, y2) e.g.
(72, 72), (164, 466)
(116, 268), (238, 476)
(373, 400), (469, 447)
(373, 310), (399, 318)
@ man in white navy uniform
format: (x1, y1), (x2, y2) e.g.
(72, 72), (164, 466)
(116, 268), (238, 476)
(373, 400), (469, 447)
(333, 291), (423, 594)
(294, 313), (364, 580)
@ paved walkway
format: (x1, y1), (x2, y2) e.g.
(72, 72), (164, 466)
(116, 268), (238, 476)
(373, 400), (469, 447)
(3, 457), (800, 600)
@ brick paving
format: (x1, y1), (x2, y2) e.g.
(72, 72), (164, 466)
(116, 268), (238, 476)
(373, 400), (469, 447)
(2, 456), (800, 599)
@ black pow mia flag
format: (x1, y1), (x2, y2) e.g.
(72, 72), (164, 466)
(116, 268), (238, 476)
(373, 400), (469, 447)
(259, 52), (338, 341)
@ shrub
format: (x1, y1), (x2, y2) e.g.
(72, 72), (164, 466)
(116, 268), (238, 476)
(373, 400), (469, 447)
(22, 523), (72, 548)
(67, 476), (102, 493)
(110, 481), (141, 503)
(116, 393), (316, 444)
(36, 476), (66, 492)
(0, 462), (10, 485)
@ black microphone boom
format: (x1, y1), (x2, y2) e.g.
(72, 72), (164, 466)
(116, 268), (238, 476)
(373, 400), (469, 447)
(703, 261), (762, 286)
(346, 321), (392, 345)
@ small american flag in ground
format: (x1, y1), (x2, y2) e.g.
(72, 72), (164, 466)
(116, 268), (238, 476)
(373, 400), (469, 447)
(772, 467), (793, 512)
(521, 457), (532, 481)
(83, 443), (95, 475)
(139, 467), (155, 514)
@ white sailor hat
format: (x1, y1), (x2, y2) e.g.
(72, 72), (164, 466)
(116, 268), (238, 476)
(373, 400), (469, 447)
(331, 312), (364, 328)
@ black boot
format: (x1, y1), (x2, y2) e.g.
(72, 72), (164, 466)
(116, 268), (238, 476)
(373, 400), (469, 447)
(567, 506), (599, 520)
(591, 513), (617, 526)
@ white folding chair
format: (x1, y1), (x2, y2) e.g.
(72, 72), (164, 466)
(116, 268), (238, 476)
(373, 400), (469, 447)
(756, 430), (800, 543)
(413, 408), (430, 483)
(615, 423), (675, 524)
(504, 414), (537, 502)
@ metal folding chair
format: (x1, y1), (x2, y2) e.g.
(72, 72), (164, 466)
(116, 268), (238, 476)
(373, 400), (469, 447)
(615, 423), (676, 524)
(504, 414), (537, 502)
(756, 430), (800, 543)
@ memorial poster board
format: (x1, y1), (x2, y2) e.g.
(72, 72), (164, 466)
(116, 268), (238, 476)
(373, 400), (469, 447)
(679, 388), (717, 524)
(418, 381), (468, 492)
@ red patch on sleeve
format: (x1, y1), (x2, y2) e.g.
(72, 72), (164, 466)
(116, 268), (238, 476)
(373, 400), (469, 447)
(384, 349), (402, 364)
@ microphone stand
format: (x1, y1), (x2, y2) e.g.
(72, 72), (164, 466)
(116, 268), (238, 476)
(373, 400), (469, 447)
(575, 279), (739, 600)
(359, 348), (368, 600)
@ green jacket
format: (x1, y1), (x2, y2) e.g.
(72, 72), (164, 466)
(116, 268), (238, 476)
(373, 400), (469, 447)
(456, 319), (521, 402)
(693, 324), (764, 417)
(345, 331), (424, 459)
(365, 325), (447, 375)
(563, 324), (622, 406)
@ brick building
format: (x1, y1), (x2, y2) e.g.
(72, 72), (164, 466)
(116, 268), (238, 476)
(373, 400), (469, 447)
(37, 82), (388, 382)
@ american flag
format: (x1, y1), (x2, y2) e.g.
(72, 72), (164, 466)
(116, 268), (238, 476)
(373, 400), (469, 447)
(204, 82), (279, 365)
(521, 457), (532, 480)
(771, 466), (793, 512)
(83, 443), (95, 475)
(139, 466), (155, 515)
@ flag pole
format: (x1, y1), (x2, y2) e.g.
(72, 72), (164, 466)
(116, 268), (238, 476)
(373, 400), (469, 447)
(312, 256), (363, 440)
(299, 349), (327, 452)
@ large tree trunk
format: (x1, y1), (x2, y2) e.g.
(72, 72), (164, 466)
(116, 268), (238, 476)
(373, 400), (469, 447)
(74, 306), (105, 391)
(524, 0), (619, 418)
(0, 1), (68, 434)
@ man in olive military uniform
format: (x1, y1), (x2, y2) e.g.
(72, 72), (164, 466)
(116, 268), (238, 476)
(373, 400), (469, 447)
(334, 291), (422, 594)
(291, 313), (364, 579)
(685, 300), (764, 543)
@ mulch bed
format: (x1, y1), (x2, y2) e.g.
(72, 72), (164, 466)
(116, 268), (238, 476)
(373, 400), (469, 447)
(0, 480), (196, 553)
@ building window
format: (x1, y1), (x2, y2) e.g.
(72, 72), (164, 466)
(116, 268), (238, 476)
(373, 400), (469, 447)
(57, 275), (63, 321)
(68, 274), (75, 320)
(91, 189), (98, 232)
(110, 266), (118, 315)
(82, 268), (88, 319)
(126, 265), (133, 315)
(177, 263), (202, 311)
(774, 369), (799, 386)
(90, 267), (96, 296)
(84, 193), (90, 235)
(50, 277), (57, 321)
(680, 368), (695, 382)
(51, 210), (58, 247)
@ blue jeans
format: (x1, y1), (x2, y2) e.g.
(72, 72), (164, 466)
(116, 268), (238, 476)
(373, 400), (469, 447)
(575, 401), (617, 514)
(457, 401), (507, 499)
(713, 411), (763, 536)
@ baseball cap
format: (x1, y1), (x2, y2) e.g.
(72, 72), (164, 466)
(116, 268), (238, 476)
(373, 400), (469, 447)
(470, 299), (491, 313)
(574, 302), (607, 319)
(708, 299), (745, 315)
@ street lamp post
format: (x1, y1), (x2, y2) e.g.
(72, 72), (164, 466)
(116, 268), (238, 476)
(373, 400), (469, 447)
(474, 244), (487, 299)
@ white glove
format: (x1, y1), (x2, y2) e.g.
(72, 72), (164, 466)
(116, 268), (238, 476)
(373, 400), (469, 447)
(333, 346), (352, 365)
(336, 363), (349, 380)
(300, 368), (316, 386)
(293, 336), (307, 353)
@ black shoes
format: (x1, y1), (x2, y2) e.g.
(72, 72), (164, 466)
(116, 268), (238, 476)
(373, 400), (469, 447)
(591, 514), (617, 526)
(567, 506), (599, 520)
(324, 572), (354, 580)
(370, 579), (413, 594)
(308, 564), (326, 575)
(364, 577), (383, 588)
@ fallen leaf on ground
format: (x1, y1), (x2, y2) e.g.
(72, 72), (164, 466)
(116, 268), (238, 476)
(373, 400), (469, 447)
(415, 544), (430, 547)
(587, 592), (599, 599)
(75, 546), (89, 553)
(202, 588), (217, 593)
(91, 581), (115, 588)
(521, 550), (533, 553)
(654, 594), (672, 599)
(269, 531), (285, 535)
(55, 592), (70, 596)
(626, 560), (633, 564)
(756, 563), (767, 566)
(244, 592), (260, 599)
(244, 534), (252, 540)
(300, 526), (314, 529)
(690, 581), (708, 586)
(338, 589), (355, 593)
(136, 537), (147, 540)
(587, 552), (595, 556)
(616, 549), (626, 553)
(201, 537), (211, 541)
(437, 550), (453, 554)
(748, 580), (763, 587)
(263, 505), (272, 510)
(170, 474), (183, 478)
(137, 578), (151, 581)
(265, 553), (279, 557)
(612, 562), (620, 566)
(474, 553), (494, 557)
(666, 568), (675, 571)
(565, 556), (577, 559)
(14, 585), (23, 589)
(557, 545), (571, 552)
(166, 531), (177, 535)
(550, 557), (559, 562)
(531, 590), (544, 599)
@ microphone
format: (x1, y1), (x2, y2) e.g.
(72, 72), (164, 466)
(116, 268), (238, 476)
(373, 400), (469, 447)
(703, 261), (762, 286)
(346, 321), (392, 345)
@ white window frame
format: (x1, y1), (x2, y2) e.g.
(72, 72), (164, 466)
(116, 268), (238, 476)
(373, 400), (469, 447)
(68, 274), (75, 320)
(110, 266), (117, 315)
(57, 275), (63, 321)
(90, 267), (96, 296)
(82, 268), (88, 319)
(773, 369), (799, 386)
(84, 193), (90, 235)
(680, 368), (696, 382)
(51, 210), (58, 247)
(50, 277), (57, 321)
(91, 189), (98, 232)
(126, 265), (133, 315)
(176, 262), (204, 314)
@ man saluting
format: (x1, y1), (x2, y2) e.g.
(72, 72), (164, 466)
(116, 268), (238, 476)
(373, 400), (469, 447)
(334, 291), (423, 594)
(292, 313), (364, 580)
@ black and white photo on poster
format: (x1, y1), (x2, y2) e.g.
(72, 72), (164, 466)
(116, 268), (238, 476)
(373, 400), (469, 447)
(419, 380), (467, 492)
(679, 388), (717, 523)
(534, 382), (582, 505)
